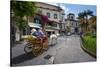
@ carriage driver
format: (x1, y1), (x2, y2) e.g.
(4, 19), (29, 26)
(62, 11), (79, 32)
(31, 28), (46, 42)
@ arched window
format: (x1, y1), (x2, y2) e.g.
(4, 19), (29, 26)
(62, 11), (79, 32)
(54, 14), (58, 19)
(47, 12), (50, 18)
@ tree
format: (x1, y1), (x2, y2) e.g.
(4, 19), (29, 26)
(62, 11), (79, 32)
(83, 10), (88, 32)
(78, 10), (93, 33)
(87, 9), (93, 16)
(89, 16), (96, 34)
(78, 12), (85, 33)
(84, 10), (93, 31)
(11, 1), (37, 40)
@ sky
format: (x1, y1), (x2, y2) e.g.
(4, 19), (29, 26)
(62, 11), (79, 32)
(46, 2), (96, 19)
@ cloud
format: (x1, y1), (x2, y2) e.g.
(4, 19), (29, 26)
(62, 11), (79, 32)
(59, 4), (70, 17)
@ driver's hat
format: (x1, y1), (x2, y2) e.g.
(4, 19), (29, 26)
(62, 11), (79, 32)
(31, 28), (36, 33)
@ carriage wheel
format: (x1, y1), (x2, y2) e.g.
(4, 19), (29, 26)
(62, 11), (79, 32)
(32, 44), (43, 56)
(24, 43), (33, 53)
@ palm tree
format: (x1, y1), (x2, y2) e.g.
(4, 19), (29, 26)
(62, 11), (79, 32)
(87, 9), (93, 16)
(84, 10), (93, 32)
(78, 10), (93, 33)
(89, 16), (96, 34)
(78, 12), (85, 33)
(83, 10), (88, 32)
(86, 10), (93, 32)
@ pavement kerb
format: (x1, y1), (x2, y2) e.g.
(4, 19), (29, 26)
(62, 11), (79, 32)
(80, 37), (96, 58)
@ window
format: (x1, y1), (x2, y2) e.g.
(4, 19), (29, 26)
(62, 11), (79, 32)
(76, 23), (77, 26)
(62, 16), (63, 21)
(48, 22), (52, 26)
(72, 23), (73, 26)
(54, 14), (58, 19)
(47, 12), (50, 18)
(34, 18), (41, 24)
(71, 16), (73, 20)
(53, 23), (57, 27)
(38, 9), (42, 14)
(59, 24), (62, 28)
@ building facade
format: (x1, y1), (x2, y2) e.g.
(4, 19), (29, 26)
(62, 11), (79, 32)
(11, 2), (65, 42)
(65, 13), (79, 34)
(28, 2), (65, 37)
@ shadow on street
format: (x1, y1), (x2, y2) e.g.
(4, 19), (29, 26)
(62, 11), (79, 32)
(11, 52), (35, 65)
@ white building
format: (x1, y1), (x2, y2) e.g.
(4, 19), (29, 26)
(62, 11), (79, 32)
(11, 2), (65, 42)
(65, 13), (79, 34)
(28, 2), (65, 37)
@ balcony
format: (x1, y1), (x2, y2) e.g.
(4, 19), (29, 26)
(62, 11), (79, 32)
(28, 22), (41, 28)
(45, 25), (60, 30)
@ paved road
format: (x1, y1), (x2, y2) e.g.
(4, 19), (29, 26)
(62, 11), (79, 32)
(11, 36), (66, 66)
(54, 35), (96, 64)
(11, 35), (96, 66)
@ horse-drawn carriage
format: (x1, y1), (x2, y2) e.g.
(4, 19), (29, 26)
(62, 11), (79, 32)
(23, 35), (48, 56)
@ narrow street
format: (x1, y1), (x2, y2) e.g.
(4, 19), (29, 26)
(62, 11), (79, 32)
(11, 35), (96, 66)
(54, 35), (96, 64)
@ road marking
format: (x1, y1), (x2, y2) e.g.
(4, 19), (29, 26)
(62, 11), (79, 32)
(67, 38), (70, 40)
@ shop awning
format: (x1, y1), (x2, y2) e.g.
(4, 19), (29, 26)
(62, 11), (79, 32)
(45, 29), (55, 31)
(28, 22), (41, 28)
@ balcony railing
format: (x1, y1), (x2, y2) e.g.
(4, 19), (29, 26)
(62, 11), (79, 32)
(28, 22), (41, 28)
(45, 25), (60, 30)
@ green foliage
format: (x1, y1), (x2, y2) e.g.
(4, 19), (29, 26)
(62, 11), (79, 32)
(11, 1), (37, 30)
(84, 33), (92, 36)
(92, 24), (96, 30)
(83, 35), (96, 54)
(11, 1), (37, 16)
(16, 17), (27, 30)
(78, 10), (93, 33)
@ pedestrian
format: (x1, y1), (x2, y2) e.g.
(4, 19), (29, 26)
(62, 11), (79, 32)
(80, 31), (83, 37)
